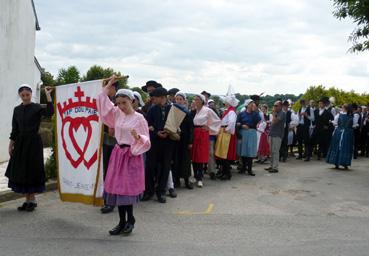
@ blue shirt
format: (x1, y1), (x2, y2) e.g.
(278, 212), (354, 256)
(237, 111), (261, 129)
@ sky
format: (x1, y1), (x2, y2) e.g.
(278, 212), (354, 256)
(34, 0), (369, 96)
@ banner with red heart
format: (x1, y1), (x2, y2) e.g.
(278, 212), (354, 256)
(56, 81), (104, 206)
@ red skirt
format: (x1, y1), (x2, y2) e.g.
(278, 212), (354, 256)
(257, 132), (270, 157)
(192, 127), (210, 163)
(227, 133), (237, 161)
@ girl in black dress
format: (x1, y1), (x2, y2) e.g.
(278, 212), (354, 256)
(6, 84), (54, 212)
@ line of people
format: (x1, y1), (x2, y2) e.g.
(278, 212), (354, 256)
(6, 78), (366, 237)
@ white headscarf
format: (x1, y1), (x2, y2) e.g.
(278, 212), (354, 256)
(133, 91), (145, 107)
(116, 89), (134, 100)
(17, 84), (37, 104)
(175, 91), (187, 100)
(195, 94), (206, 103)
(223, 95), (239, 107)
(244, 99), (254, 107)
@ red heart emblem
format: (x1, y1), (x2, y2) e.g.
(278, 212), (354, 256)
(61, 115), (99, 170)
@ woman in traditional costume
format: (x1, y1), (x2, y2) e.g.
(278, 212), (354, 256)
(257, 104), (271, 163)
(326, 104), (354, 169)
(6, 84), (54, 212)
(214, 95), (239, 180)
(192, 94), (221, 187)
(172, 92), (194, 189)
(237, 99), (261, 176)
(97, 77), (151, 235)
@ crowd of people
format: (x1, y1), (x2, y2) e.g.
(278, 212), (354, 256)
(4, 76), (369, 236)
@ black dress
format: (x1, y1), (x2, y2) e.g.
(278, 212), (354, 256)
(173, 112), (194, 180)
(5, 102), (54, 194)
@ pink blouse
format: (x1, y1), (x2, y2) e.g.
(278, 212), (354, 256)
(194, 106), (221, 135)
(96, 89), (151, 156)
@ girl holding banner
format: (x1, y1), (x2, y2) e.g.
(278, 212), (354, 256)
(6, 84), (54, 212)
(97, 76), (151, 236)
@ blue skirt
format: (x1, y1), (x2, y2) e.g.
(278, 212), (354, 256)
(238, 129), (258, 157)
(104, 192), (142, 206)
(326, 128), (353, 166)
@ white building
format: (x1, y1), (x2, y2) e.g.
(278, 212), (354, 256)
(0, 0), (43, 162)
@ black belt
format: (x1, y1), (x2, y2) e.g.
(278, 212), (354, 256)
(221, 125), (227, 128)
(194, 125), (204, 128)
(119, 144), (131, 148)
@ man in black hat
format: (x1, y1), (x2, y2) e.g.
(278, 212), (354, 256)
(352, 103), (361, 159)
(313, 97), (334, 160)
(143, 87), (175, 203)
(363, 103), (369, 157)
(250, 95), (261, 108)
(141, 81), (162, 114)
(279, 100), (293, 162)
(296, 99), (315, 161)
(168, 88), (180, 104)
(201, 91), (211, 105)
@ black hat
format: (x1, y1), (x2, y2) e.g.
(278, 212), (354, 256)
(201, 91), (211, 98)
(352, 103), (358, 110)
(319, 96), (329, 103)
(282, 100), (290, 106)
(250, 95), (260, 101)
(168, 88), (180, 96)
(142, 80), (162, 92)
(149, 87), (168, 97)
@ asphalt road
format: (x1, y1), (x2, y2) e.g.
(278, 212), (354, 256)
(1, 157), (369, 256)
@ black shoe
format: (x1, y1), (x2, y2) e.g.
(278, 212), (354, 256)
(215, 171), (223, 178)
(123, 218), (135, 235)
(109, 223), (125, 236)
(185, 180), (194, 190)
(141, 193), (153, 201)
(168, 188), (177, 198)
(209, 172), (216, 180)
(264, 167), (273, 171)
(248, 171), (256, 176)
(268, 169), (279, 173)
(220, 174), (232, 180)
(304, 158), (310, 162)
(238, 169), (246, 174)
(296, 156), (302, 160)
(157, 194), (166, 203)
(17, 202), (29, 211)
(101, 205), (114, 214)
(26, 202), (37, 212)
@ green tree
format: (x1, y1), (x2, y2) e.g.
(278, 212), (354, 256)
(40, 71), (56, 104)
(56, 66), (80, 85)
(81, 65), (128, 89)
(333, 0), (369, 52)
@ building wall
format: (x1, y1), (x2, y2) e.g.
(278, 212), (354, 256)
(0, 0), (38, 162)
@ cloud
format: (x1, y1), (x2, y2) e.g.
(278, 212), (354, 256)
(35, 0), (369, 95)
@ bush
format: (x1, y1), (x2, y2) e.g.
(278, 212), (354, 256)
(44, 115), (57, 180)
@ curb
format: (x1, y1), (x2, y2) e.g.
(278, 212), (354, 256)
(0, 180), (58, 203)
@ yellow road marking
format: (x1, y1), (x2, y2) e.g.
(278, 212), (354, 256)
(176, 203), (214, 216)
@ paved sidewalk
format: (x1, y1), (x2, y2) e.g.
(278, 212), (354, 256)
(1, 157), (369, 256)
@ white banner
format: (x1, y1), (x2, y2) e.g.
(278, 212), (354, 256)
(55, 80), (104, 206)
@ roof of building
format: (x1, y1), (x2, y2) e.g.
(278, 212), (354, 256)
(31, 0), (40, 31)
(34, 57), (43, 73)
